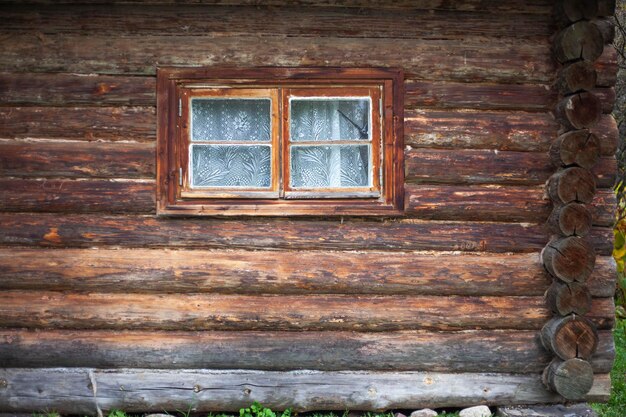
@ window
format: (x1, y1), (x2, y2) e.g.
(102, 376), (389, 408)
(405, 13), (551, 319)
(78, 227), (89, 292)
(157, 68), (403, 216)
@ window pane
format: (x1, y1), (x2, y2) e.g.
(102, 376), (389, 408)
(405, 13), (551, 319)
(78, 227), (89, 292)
(192, 99), (271, 142)
(290, 99), (370, 141)
(191, 145), (271, 188)
(290, 145), (370, 188)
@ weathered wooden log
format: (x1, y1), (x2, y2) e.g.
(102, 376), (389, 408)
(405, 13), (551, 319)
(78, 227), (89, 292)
(546, 281), (593, 316)
(0, 248), (616, 297)
(597, 0), (616, 16)
(556, 61), (597, 94)
(542, 237), (596, 283)
(555, 92), (602, 130)
(554, 0), (598, 26)
(406, 185), (614, 225)
(593, 18), (616, 43)
(406, 149), (614, 187)
(590, 113), (618, 154)
(0, 106), (155, 141)
(0, 290), (615, 331)
(0, 179), (155, 214)
(0, 368), (610, 414)
(553, 21), (605, 63)
(541, 315), (598, 360)
(0, 329), (614, 373)
(550, 130), (600, 169)
(0, 213), (614, 255)
(0, 34), (556, 84)
(547, 202), (593, 237)
(595, 46), (618, 86)
(594, 86), (616, 113)
(547, 167), (597, 205)
(0, 141), (155, 178)
(543, 358), (595, 400)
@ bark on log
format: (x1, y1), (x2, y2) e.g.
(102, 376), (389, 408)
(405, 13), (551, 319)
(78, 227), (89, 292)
(541, 315), (599, 360)
(555, 92), (602, 130)
(0, 368), (610, 414)
(553, 21), (605, 63)
(547, 202), (593, 237)
(0, 248), (616, 297)
(546, 281), (593, 316)
(0, 213), (614, 255)
(0, 329), (614, 373)
(0, 34), (556, 83)
(554, 0), (599, 26)
(0, 141), (155, 178)
(547, 167), (597, 205)
(542, 237), (596, 283)
(0, 179), (155, 214)
(543, 358), (595, 400)
(0, 290), (615, 331)
(550, 130), (600, 169)
(0, 106), (155, 141)
(556, 61), (597, 94)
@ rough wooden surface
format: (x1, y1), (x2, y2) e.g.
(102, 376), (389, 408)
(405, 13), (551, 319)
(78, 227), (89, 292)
(541, 315), (599, 360)
(542, 237), (597, 283)
(553, 21), (605, 63)
(0, 212), (614, 255)
(543, 358), (595, 400)
(547, 167), (598, 205)
(0, 368), (611, 414)
(0, 248), (616, 297)
(595, 46), (618, 86)
(556, 61), (598, 94)
(549, 130), (600, 169)
(546, 281), (593, 316)
(555, 92), (602, 130)
(0, 290), (614, 331)
(547, 202), (593, 237)
(0, 329), (614, 373)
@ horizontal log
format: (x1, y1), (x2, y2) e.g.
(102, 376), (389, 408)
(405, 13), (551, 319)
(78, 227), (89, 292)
(0, 72), (155, 106)
(406, 185), (615, 226)
(406, 111), (616, 155)
(0, 34), (555, 83)
(0, 140), (155, 178)
(0, 179), (155, 213)
(0, 106), (155, 141)
(0, 368), (610, 414)
(405, 149), (615, 187)
(0, 5), (552, 40)
(595, 87), (615, 113)
(595, 47), (618, 87)
(0, 213), (614, 255)
(0, 329), (614, 373)
(0, 248), (616, 297)
(0, 291), (614, 331)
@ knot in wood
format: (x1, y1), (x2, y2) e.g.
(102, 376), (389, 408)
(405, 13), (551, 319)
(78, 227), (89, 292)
(0, 379), (7, 388)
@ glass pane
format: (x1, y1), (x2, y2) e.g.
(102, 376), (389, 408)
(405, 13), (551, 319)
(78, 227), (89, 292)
(191, 99), (271, 142)
(290, 98), (370, 141)
(191, 145), (271, 188)
(290, 145), (370, 188)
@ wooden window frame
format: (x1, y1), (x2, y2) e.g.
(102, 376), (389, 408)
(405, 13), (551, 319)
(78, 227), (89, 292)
(157, 67), (404, 216)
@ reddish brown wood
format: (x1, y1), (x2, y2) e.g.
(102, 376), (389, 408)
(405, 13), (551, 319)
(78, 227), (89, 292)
(550, 130), (600, 169)
(590, 114), (618, 155)
(542, 237), (596, 283)
(541, 315), (599, 360)
(548, 167), (597, 205)
(0, 249), (616, 297)
(0, 290), (614, 331)
(553, 21), (605, 63)
(0, 328), (614, 373)
(556, 61), (597, 94)
(0, 179), (155, 214)
(547, 202), (593, 237)
(546, 281), (593, 315)
(0, 141), (155, 179)
(594, 87), (616, 113)
(543, 358), (595, 400)
(595, 47), (618, 87)
(555, 92), (602, 130)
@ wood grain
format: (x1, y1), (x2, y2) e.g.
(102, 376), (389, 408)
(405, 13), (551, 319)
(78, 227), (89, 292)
(0, 329), (614, 373)
(0, 368), (610, 414)
(0, 248), (616, 297)
(0, 290), (614, 331)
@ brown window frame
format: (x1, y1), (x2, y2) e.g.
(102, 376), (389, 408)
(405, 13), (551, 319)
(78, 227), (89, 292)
(157, 67), (404, 216)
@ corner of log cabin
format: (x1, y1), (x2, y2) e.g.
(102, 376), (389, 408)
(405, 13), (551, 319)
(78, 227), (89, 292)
(0, 0), (617, 414)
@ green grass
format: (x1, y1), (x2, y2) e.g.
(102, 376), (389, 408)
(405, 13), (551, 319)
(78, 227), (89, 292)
(592, 318), (626, 417)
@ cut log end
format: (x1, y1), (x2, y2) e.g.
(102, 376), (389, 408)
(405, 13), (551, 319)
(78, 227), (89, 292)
(555, 0), (599, 26)
(548, 167), (597, 205)
(554, 21), (605, 63)
(547, 202), (593, 237)
(541, 314), (599, 360)
(557, 61), (598, 94)
(555, 92), (602, 130)
(550, 130), (600, 169)
(546, 281), (593, 316)
(543, 358), (595, 400)
(542, 236), (596, 283)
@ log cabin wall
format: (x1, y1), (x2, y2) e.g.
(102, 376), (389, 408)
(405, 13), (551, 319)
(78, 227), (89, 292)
(0, 0), (618, 414)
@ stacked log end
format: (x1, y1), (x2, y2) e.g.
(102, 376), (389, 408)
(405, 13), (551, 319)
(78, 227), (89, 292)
(542, 0), (614, 399)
